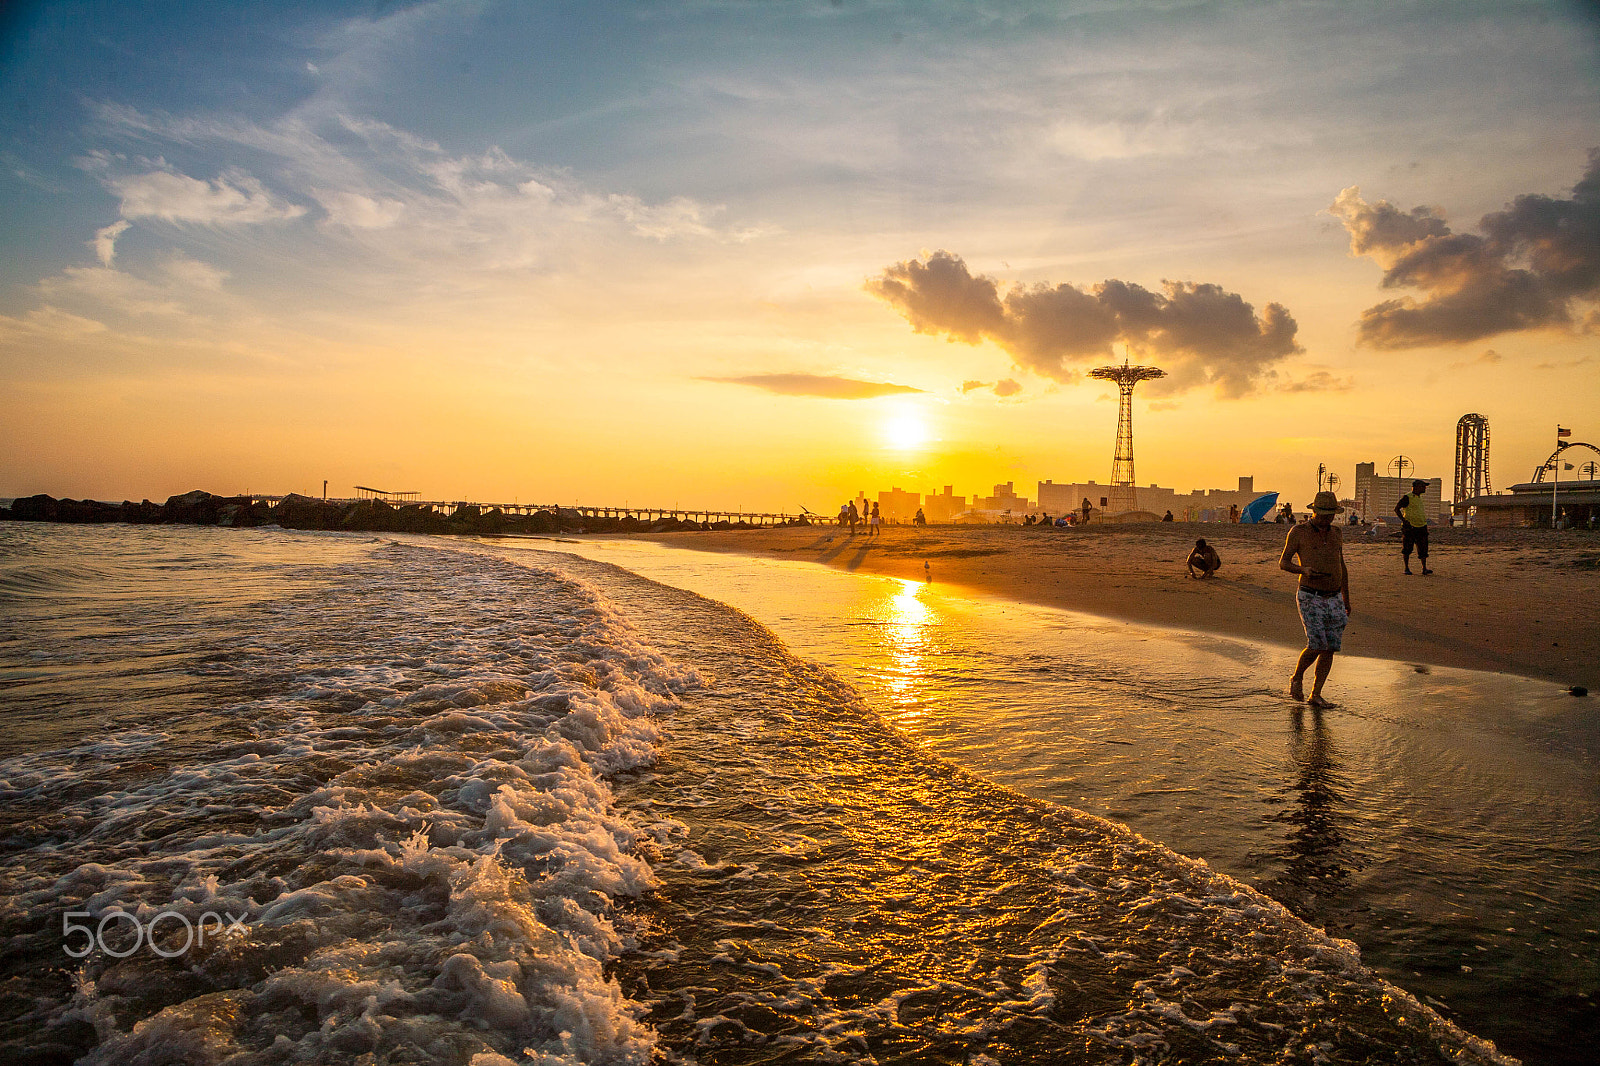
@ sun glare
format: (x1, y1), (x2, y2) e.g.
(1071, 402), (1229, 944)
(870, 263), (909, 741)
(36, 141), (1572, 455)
(883, 411), (929, 450)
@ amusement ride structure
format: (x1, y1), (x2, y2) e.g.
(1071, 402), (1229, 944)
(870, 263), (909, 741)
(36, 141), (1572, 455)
(1453, 414), (1492, 507)
(1090, 358), (1166, 514)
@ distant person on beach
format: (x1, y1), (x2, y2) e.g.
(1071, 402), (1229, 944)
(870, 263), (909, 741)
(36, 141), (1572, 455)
(1280, 491), (1351, 709)
(838, 503), (849, 528)
(914, 507), (926, 526)
(1228, 503), (1240, 523)
(1277, 502), (1293, 524)
(1082, 498), (1092, 524)
(847, 501), (859, 535)
(1394, 479), (1432, 575)
(869, 502), (881, 536)
(1187, 538), (1221, 578)
(1162, 510), (1174, 522)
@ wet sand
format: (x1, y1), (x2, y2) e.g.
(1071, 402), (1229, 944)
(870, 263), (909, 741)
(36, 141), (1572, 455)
(641, 522), (1600, 688)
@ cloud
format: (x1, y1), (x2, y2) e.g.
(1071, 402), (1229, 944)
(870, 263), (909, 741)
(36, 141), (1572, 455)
(1278, 370), (1354, 393)
(108, 166), (307, 224)
(91, 220), (129, 266)
(1330, 151), (1600, 347)
(867, 251), (1300, 397)
(960, 379), (989, 393)
(992, 377), (1022, 397)
(311, 188), (405, 229)
(700, 373), (925, 399)
(87, 104), (760, 286)
(163, 254), (229, 291)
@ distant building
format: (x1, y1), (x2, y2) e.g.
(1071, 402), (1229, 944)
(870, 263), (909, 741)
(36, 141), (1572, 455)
(1354, 463), (1445, 524)
(915, 485), (962, 522)
(1038, 475), (1268, 521)
(977, 481), (1029, 514)
(1463, 478), (1600, 528)
(877, 486), (922, 522)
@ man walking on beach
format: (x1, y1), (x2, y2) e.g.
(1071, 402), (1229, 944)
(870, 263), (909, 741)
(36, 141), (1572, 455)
(1394, 479), (1432, 575)
(1280, 491), (1350, 709)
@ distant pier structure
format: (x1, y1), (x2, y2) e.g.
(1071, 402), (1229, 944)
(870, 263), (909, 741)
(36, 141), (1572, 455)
(355, 485), (421, 504)
(1453, 414), (1491, 513)
(1090, 358), (1166, 514)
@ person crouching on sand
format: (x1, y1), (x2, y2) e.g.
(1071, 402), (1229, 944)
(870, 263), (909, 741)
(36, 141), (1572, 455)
(1187, 538), (1221, 579)
(1280, 490), (1351, 709)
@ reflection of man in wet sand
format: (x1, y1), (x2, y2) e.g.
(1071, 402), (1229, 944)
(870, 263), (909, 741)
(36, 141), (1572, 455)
(1280, 491), (1351, 708)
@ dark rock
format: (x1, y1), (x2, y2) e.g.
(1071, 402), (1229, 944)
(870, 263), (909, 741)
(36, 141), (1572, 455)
(9, 494), (59, 521)
(121, 500), (164, 524)
(394, 504), (447, 533)
(163, 490), (227, 525)
(274, 493), (341, 530)
(340, 498), (396, 531)
(217, 499), (265, 528)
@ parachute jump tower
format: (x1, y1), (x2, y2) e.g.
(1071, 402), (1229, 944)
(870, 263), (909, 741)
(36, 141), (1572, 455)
(1090, 358), (1166, 514)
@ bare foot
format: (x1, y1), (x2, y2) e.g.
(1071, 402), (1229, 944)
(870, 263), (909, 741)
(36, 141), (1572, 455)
(1422, 567), (1433, 575)
(1308, 694), (1334, 709)
(1289, 677), (1305, 701)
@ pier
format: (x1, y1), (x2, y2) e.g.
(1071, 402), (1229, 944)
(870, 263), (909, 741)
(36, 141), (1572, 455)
(249, 492), (807, 528)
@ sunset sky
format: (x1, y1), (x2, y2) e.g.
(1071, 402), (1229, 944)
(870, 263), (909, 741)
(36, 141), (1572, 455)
(2, 1), (1597, 513)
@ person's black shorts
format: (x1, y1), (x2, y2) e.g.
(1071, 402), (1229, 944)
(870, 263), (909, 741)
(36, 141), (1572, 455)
(1402, 523), (1429, 557)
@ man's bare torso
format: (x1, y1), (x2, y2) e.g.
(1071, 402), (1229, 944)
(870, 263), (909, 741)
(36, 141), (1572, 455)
(1283, 523), (1346, 591)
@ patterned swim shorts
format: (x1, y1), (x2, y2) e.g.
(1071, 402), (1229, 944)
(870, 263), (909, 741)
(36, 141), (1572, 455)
(1297, 588), (1348, 652)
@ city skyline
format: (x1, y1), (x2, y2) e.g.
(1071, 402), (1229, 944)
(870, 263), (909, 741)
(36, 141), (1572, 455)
(2, 2), (1597, 511)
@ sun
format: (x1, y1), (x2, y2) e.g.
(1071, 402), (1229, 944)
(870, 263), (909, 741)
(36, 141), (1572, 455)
(883, 411), (929, 450)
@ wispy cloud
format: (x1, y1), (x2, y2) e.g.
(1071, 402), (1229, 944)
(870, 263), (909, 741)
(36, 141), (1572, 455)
(106, 166), (307, 225)
(90, 220), (128, 266)
(867, 250), (1300, 397)
(1278, 370), (1354, 393)
(700, 373), (924, 399)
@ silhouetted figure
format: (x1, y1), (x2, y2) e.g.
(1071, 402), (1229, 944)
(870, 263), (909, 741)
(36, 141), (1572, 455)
(1081, 498), (1092, 524)
(1162, 510), (1174, 522)
(1394, 479), (1432, 575)
(1228, 503), (1240, 523)
(914, 507), (926, 526)
(847, 501), (859, 535)
(1281, 491), (1350, 709)
(1187, 537), (1221, 579)
(869, 501), (881, 537)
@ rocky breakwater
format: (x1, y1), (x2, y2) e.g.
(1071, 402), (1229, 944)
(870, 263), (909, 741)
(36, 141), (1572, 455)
(0, 491), (806, 536)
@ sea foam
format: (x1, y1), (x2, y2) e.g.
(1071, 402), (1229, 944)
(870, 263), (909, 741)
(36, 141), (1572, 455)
(0, 538), (695, 1064)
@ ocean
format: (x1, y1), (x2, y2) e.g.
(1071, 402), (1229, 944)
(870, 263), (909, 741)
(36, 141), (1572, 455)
(1, 524), (1592, 1064)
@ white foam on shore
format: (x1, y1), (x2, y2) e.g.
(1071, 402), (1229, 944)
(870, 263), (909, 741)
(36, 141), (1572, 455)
(0, 540), (697, 1064)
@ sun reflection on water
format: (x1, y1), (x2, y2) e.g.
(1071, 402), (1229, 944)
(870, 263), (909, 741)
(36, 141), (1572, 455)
(876, 578), (934, 720)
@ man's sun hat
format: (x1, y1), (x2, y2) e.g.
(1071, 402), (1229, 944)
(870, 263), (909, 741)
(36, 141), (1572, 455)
(1412, 479), (1427, 490)
(1311, 490), (1343, 514)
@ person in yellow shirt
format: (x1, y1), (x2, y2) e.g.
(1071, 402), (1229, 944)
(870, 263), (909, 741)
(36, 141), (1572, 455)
(1393, 479), (1433, 575)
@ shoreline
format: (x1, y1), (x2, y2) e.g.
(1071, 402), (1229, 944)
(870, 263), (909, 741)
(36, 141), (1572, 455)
(634, 523), (1599, 689)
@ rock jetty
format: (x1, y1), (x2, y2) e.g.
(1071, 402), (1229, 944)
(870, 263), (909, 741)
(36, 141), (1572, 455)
(0, 491), (802, 536)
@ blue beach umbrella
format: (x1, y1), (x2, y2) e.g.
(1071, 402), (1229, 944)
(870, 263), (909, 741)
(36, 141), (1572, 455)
(1239, 492), (1279, 524)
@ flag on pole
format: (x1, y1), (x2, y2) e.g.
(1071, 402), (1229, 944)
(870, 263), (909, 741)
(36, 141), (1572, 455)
(1557, 426), (1572, 438)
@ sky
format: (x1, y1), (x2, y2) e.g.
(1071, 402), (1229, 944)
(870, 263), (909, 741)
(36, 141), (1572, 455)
(2, 0), (1597, 513)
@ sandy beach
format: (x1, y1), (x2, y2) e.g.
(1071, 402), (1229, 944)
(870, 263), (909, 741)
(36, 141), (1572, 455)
(643, 522), (1600, 688)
